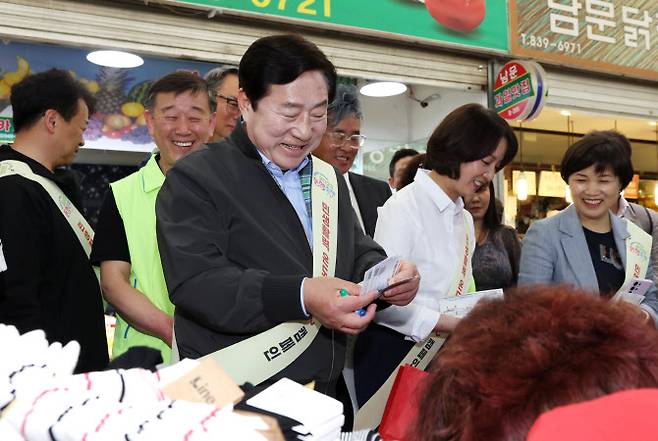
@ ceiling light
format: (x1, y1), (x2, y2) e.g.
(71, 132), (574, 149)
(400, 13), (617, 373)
(86, 50), (144, 68)
(560, 110), (571, 116)
(359, 81), (407, 97)
(650, 121), (657, 126)
(516, 172), (529, 201)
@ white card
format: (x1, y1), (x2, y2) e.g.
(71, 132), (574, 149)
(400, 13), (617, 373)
(438, 289), (504, 318)
(360, 255), (401, 296)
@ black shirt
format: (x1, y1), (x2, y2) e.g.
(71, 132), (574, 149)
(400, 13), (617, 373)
(90, 190), (131, 265)
(583, 227), (625, 296)
(0, 145), (108, 372)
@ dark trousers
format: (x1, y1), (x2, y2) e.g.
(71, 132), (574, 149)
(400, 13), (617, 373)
(353, 323), (414, 407)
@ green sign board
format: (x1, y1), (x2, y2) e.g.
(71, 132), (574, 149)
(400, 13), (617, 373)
(0, 117), (14, 143)
(163, 0), (508, 52)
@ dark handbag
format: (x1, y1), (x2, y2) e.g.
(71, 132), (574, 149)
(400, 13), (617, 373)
(378, 364), (429, 441)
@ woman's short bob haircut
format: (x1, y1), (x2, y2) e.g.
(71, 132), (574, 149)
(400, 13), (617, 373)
(560, 130), (634, 190)
(425, 103), (518, 179)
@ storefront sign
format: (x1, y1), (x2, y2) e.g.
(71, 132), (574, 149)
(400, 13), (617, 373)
(0, 42), (218, 153)
(509, 0), (658, 80)
(159, 0), (508, 52)
(493, 60), (548, 122)
(0, 117), (13, 143)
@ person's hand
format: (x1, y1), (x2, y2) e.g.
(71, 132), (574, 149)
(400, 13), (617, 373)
(303, 277), (379, 335)
(379, 260), (420, 306)
(433, 313), (460, 334)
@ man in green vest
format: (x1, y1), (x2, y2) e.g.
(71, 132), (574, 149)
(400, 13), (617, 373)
(91, 72), (216, 362)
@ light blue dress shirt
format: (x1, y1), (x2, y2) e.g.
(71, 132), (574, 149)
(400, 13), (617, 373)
(257, 150), (312, 316)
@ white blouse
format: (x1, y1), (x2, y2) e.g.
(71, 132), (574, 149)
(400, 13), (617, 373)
(373, 169), (475, 342)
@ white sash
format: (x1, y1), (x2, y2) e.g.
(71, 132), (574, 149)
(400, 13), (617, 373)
(199, 156), (338, 386)
(354, 211), (472, 430)
(0, 160), (95, 257)
(623, 219), (652, 284)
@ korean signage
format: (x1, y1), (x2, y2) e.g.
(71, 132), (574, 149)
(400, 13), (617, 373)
(509, 0), (658, 80)
(0, 117), (13, 143)
(158, 0), (508, 52)
(493, 60), (548, 122)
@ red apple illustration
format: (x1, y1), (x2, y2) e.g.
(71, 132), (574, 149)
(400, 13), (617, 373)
(425, 0), (486, 33)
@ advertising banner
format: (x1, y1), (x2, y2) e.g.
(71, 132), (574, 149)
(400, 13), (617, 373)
(0, 41), (218, 151)
(509, 0), (658, 80)
(159, 0), (509, 52)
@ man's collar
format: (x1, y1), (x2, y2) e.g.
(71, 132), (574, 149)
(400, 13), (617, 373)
(141, 153), (165, 193)
(256, 149), (310, 175)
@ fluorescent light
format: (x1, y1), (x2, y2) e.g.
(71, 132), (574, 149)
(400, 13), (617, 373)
(86, 50), (144, 68)
(650, 121), (657, 126)
(360, 81), (407, 97)
(655, 182), (658, 205)
(560, 110), (571, 116)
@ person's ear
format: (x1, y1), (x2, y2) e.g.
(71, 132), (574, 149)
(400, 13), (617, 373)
(237, 89), (252, 115)
(43, 109), (58, 134)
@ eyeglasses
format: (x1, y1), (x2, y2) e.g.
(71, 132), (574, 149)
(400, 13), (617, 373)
(216, 94), (240, 113)
(328, 131), (366, 147)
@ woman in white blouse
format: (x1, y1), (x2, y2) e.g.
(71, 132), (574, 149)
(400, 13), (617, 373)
(354, 103), (518, 406)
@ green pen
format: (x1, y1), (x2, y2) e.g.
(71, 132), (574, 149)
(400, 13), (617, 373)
(340, 288), (366, 316)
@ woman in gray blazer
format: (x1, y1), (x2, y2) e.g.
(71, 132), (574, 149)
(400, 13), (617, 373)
(519, 130), (658, 323)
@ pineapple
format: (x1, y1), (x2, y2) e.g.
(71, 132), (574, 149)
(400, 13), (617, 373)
(95, 67), (128, 115)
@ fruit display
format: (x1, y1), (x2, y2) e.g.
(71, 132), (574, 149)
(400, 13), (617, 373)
(0, 56), (30, 112)
(83, 69), (153, 144)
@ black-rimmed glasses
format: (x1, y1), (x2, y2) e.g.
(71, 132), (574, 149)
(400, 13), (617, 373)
(216, 94), (239, 113)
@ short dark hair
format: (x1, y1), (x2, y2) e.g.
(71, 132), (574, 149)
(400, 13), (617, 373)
(144, 71), (214, 112)
(204, 66), (238, 95)
(389, 148), (419, 178)
(560, 130), (634, 189)
(239, 34), (337, 110)
(11, 68), (95, 133)
(327, 84), (361, 128)
(397, 153), (425, 190)
(425, 103), (518, 179)
(413, 285), (658, 441)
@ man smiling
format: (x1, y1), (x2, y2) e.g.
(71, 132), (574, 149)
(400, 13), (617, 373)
(91, 72), (215, 362)
(156, 35), (419, 398)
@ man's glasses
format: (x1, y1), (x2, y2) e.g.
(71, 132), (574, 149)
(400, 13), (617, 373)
(328, 131), (366, 147)
(216, 94), (240, 113)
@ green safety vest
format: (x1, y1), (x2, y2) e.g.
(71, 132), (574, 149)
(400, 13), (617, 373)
(110, 154), (173, 362)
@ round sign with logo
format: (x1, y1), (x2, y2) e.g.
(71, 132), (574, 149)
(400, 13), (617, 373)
(493, 60), (548, 122)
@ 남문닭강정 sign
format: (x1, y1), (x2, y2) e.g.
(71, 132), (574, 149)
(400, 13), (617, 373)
(493, 60), (548, 122)
(509, 0), (658, 80)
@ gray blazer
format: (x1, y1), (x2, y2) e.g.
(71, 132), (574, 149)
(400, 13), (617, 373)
(519, 204), (658, 322)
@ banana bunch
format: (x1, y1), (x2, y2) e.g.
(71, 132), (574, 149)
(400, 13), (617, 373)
(0, 56), (29, 100)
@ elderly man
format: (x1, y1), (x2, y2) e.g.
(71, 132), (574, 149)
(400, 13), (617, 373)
(204, 66), (240, 142)
(156, 34), (419, 397)
(312, 84), (391, 237)
(91, 72), (216, 363)
(0, 69), (107, 372)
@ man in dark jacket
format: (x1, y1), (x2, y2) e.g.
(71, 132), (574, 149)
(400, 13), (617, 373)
(0, 69), (108, 372)
(156, 35), (419, 398)
(313, 84), (391, 237)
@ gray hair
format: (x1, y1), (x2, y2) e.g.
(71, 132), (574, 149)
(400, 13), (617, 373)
(328, 83), (362, 128)
(204, 66), (239, 94)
